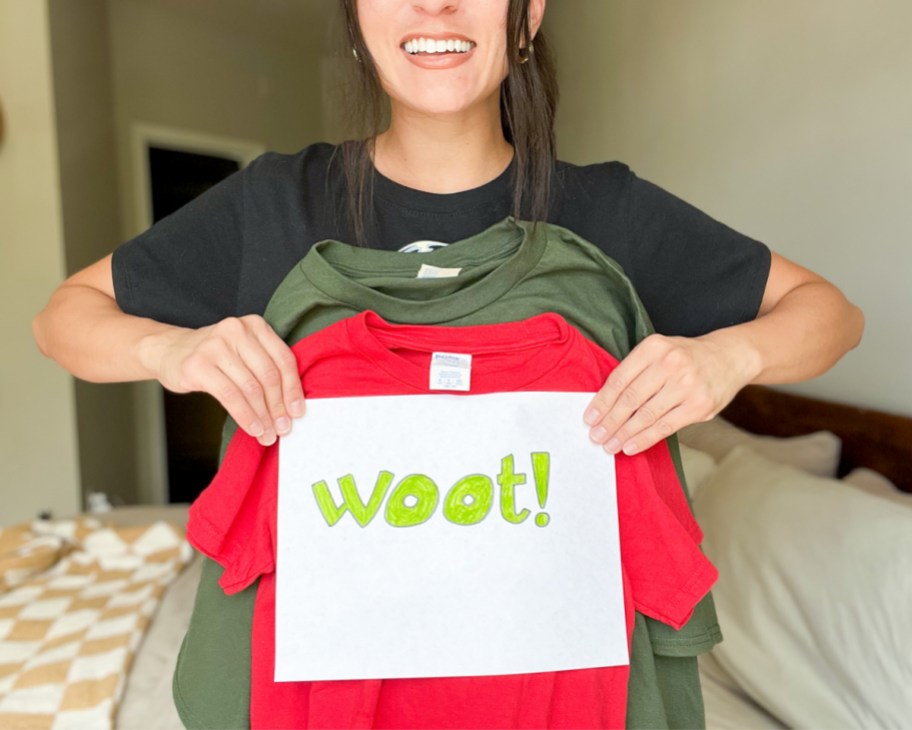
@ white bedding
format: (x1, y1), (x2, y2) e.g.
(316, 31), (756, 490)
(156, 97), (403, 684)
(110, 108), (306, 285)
(116, 553), (200, 730)
(682, 420), (912, 729)
(700, 653), (786, 730)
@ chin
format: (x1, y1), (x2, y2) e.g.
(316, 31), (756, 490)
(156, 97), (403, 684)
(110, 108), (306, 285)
(396, 88), (495, 119)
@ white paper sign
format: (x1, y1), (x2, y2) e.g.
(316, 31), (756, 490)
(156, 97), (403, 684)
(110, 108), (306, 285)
(275, 391), (626, 681)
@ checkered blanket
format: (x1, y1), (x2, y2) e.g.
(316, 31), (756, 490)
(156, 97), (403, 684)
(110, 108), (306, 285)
(0, 517), (192, 729)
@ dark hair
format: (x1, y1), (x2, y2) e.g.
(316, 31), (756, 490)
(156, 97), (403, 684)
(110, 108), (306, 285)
(336, 0), (558, 245)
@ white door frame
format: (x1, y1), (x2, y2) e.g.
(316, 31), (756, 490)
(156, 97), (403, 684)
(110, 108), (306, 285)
(130, 123), (264, 504)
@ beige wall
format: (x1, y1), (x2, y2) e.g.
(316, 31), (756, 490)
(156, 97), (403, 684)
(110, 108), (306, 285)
(0, 1), (334, 521)
(106, 0), (330, 236)
(103, 0), (332, 503)
(0, 0), (81, 525)
(49, 0), (139, 508)
(547, 0), (912, 415)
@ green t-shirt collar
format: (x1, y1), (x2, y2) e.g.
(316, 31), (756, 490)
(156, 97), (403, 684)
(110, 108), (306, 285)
(299, 217), (547, 324)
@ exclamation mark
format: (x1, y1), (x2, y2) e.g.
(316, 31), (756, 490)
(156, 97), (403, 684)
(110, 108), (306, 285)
(531, 452), (550, 527)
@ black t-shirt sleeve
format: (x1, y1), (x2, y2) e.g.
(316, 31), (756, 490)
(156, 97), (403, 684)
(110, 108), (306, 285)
(622, 170), (771, 337)
(111, 162), (249, 329)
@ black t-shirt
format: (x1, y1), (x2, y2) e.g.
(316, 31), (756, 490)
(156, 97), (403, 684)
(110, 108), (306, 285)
(112, 142), (770, 336)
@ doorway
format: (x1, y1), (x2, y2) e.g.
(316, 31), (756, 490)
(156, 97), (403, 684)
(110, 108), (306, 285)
(149, 147), (237, 503)
(132, 124), (263, 504)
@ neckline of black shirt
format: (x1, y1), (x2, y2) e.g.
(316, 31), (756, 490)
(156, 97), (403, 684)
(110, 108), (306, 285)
(369, 155), (516, 214)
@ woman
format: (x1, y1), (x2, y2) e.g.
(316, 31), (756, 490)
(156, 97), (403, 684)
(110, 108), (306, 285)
(33, 0), (863, 727)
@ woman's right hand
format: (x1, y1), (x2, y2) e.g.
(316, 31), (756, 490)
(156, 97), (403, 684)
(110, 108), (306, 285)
(33, 254), (304, 447)
(147, 315), (305, 446)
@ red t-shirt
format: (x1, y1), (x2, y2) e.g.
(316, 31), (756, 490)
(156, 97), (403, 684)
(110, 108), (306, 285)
(188, 312), (716, 729)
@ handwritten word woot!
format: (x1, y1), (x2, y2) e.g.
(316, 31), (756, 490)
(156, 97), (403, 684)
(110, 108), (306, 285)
(312, 453), (552, 528)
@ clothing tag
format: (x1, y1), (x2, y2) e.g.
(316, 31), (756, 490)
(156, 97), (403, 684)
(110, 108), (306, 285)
(429, 352), (472, 391)
(416, 264), (463, 279)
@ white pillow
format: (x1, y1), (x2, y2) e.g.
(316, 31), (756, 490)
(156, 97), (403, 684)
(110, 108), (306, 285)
(678, 443), (716, 498)
(679, 416), (841, 477)
(693, 446), (912, 729)
(843, 467), (911, 508)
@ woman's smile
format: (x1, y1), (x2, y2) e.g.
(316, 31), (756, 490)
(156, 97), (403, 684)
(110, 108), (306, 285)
(399, 33), (477, 70)
(400, 36), (477, 69)
(401, 35), (476, 55)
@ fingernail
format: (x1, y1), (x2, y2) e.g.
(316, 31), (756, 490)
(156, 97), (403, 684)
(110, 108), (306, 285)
(623, 441), (639, 456)
(584, 408), (601, 425)
(290, 400), (305, 418)
(590, 425), (608, 442)
(275, 417), (291, 435)
(261, 429), (277, 446)
(249, 421), (264, 437)
(604, 438), (621, 455)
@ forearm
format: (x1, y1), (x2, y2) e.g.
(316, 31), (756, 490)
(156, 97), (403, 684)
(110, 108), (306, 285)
(701, 279), (864, 387)
(33, 282), (184, 383)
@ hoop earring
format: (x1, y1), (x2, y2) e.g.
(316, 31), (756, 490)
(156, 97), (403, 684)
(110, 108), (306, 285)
(517, 42), (534, 65)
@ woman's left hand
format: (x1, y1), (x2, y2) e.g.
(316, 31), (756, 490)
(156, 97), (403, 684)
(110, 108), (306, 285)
(584, 332), (755, 455)
(584, 252), (865, 456)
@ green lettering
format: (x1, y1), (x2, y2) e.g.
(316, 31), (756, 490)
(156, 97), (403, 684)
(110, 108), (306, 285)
(498, 454), (529, 524)
(531, 452), (551, 527)
(385, 474), (439, 527)
(443, 475), (494, 525)
(312, 471), (394, 527)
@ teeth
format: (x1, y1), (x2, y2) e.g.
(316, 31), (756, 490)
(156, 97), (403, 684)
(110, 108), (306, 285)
(403, 38), (474, 55)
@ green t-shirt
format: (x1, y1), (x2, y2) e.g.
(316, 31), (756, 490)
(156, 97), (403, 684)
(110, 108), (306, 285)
(175, 218), (720, 729)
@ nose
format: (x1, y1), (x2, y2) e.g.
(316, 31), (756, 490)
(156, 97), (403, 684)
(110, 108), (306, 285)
(412, 1), (459, 16)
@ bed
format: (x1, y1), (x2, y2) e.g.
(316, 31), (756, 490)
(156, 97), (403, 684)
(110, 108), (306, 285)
(0, 505), (196, 729)
(682, 386), (912, 729)
(2, 386), (909, 729)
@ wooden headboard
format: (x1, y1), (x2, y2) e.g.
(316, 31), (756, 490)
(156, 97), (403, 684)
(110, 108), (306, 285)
(721, 386), (912, 493)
